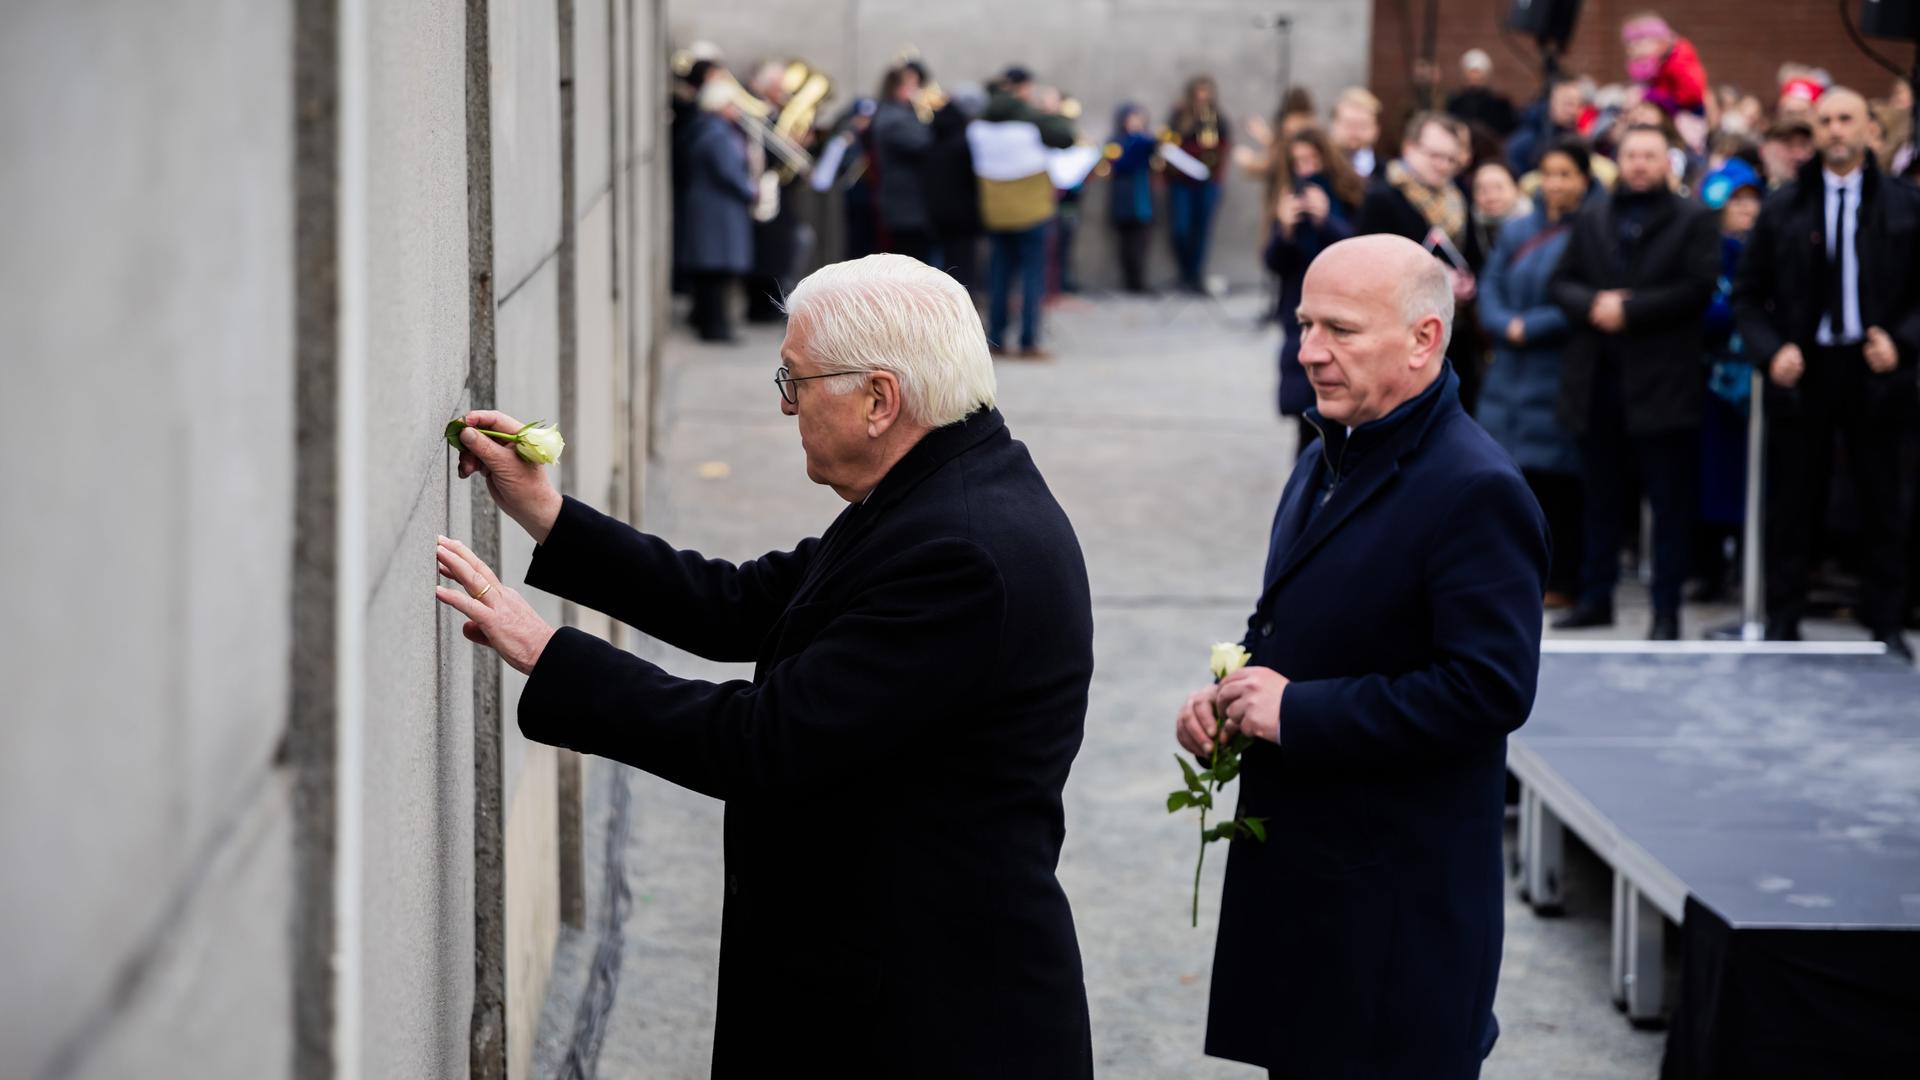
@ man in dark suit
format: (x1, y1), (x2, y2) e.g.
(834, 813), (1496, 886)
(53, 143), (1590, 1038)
(1177, 235), (1547, 1079)
(1548, 124), (1719, 640)
(1734, 86), (1920, 660)
(435, 254), (1095, 1078)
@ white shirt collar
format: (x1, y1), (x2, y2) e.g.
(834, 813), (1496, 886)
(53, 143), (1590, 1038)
(1823, 168), (1863, 194)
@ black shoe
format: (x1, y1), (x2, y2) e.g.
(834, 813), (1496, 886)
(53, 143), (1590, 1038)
(1764, 619), (1802, 642)
(1649, 613), (1680, 641)
(1879, 633), (1915, 662)
(1552, 603), (1614, 630)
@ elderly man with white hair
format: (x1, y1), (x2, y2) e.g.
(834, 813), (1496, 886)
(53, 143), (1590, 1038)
(435, 254), (1095, 1077)
(1176, 234), (1546, 1079)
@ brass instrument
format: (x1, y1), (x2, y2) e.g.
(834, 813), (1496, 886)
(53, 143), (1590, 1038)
(892, 45), (947, 123)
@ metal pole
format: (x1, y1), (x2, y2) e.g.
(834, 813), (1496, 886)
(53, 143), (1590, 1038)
(1740, 367), (1766, 640)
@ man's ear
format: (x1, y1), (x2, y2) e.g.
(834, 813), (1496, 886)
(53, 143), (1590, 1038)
(866, 370), (903, 437)
(1410, 315), (1444, 370)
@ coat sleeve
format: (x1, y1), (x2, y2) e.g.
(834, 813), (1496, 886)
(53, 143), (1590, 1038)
(1276, 469), (1547, 764)
(1474, 235), (1520, 338)
(1547, 220), (1598, 322)
(516, 538), (1006, 801)
(1620, 209), (1719, 331)
(877, 107), (933, 158)
(1732, 202), (1787, 367)
(525, 495), (815, 663)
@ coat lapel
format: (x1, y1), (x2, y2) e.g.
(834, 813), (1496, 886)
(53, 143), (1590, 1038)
(1264, 454), (1405, 594)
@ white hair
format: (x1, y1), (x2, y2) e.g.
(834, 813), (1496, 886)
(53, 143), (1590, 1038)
(781, 254), (997, 428)
(1400, 256), (1455, 356)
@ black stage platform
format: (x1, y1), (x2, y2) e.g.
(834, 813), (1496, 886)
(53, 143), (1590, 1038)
(1510, 644), (1920, 1079)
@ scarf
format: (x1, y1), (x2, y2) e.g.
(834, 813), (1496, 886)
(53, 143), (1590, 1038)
(1386, 159), (1467, 249)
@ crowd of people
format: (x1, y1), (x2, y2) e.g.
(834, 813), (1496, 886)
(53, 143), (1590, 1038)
(667, 13), (1920, 655)
(1264, 16), (1919, 652)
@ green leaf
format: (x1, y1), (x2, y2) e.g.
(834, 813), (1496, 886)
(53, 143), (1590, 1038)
(1242, 817), (1268, 842)
(445, 418), (468, 448)
(1208, 822), (1238, 842)
(1197, 791), (1214, 810)
(1212, 757), (1240, 783)
(1166, 791), (1196, 813)
(516, 419), (548, 436)
(1176, 755), (1203, 794)
(1231, 733), (1255, 754)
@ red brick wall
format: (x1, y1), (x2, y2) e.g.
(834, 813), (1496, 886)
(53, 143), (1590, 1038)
(1368, 0), (1917, 140)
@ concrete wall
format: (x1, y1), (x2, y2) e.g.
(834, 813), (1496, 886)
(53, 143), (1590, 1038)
(0, 0), (667, 1075)
(0, 2), (297, 1077)
(667, 0), (1373, 289)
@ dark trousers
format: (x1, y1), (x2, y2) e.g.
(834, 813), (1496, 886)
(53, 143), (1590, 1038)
(987, 222), (1049, 350)
(1114, 221), (1152, 292)
(687, 271), (735, 341)
(1052, 205), (1081, 293)
(1526, 467), (1586, 597)
(1579, 367), (1697, 615)
(1167, 181), (1221, 290)
(1764, 344), (1920, 635)
(936, 227), (981, 293)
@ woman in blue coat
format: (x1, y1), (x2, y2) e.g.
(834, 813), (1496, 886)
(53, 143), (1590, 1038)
(1476, 137), (1593, 607)
(1263, 127), (1363, 451)
(676, 82), (758, 341)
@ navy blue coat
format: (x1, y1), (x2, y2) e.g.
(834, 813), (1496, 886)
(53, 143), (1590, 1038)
(1475, 206), (1581, 475)
(676, 112), (756, 273)
(1206, 367), (1547, 1078)
(517, 408), (1095, 1078)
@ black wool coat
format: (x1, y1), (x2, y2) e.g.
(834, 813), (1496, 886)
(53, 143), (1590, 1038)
(517, 408), (1095, 1079)
(1548, 187), (1720, 436)
(1206, 369), (1548, 1079)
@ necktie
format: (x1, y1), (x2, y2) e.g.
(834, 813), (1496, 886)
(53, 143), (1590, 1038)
(1826, 183), (1849, 341)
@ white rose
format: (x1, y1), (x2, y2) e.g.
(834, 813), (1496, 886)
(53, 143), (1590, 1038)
(515, 422), (565, 465)
(1209, 641), (1251, 682)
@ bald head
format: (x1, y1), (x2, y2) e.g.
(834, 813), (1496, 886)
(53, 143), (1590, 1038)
(1295, 236), (1453, 426)
(1815, 86), (1872, 172)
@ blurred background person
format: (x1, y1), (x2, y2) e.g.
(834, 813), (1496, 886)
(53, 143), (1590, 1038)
(1045, 86), (1088, 295)
(1622, 12), (1708, 151)
(1469, 161), (1531, 264)
(1735, 87), (1920, 657)
(1104, 101), (1160, 295)
(1263, 126), (1362, 449)
(1476, 138), (1594, 610)
(971, 65), (1075, 358)
(1549, 124), (1719, 640)
(1446, 48), (1518, 138)
(926, 82), (987, 294)
(677, 77), (757, 342)
(1330, 87), (1383, 178)
(1165, 75), (1230, 294)
(1509, 77), (1589, 176)
(1691, 156), (1766, 602)
(1759, 115), (1815, 189)
(1358, 112), (1483, 409)
(873, 62), (935, 262)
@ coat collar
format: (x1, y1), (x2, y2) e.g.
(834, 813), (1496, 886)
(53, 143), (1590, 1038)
(1791, 151), (1882, 207)
(1265, 365), (1457, 596)
(783, 406), (1005, 609)
(863, 406), (1006, 513)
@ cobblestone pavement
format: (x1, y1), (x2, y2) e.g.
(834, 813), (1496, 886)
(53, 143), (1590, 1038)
(541, 291), (1703, 1078)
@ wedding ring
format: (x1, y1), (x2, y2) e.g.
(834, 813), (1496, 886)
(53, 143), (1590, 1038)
(471, 583), (493, 601)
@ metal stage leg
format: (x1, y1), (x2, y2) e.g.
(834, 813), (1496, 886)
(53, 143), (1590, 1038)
(1521, 786), (1565, 914)
(1610, 872), (1630, 1010)
(1621, 881), (1668, 1028)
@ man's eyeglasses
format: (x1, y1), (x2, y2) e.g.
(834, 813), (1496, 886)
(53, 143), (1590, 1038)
(774, 365), (864, 405)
